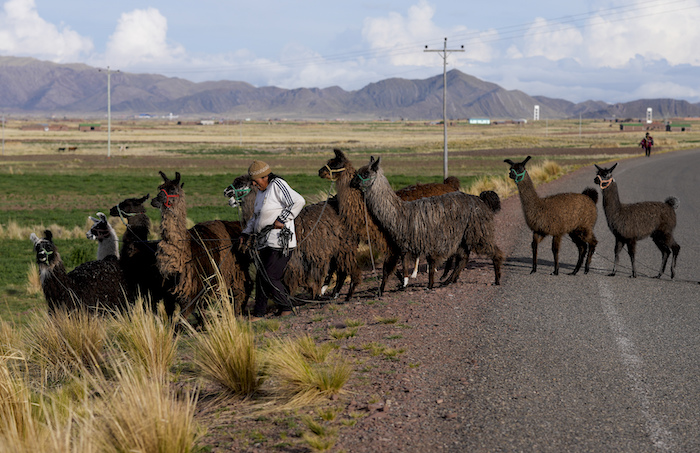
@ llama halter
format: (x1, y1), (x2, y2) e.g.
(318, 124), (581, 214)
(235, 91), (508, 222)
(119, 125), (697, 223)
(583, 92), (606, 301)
(323, 164), (346, 181)
(511, 169), (526, 183)
(160, 188), (180, 208)
(227, 184), (251, 202)
(597, 177), (613, 190)
(355, 172), (375, 190)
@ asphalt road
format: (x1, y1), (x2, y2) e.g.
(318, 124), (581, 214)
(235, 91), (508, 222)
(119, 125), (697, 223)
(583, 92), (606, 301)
(463, 149), (700, 452)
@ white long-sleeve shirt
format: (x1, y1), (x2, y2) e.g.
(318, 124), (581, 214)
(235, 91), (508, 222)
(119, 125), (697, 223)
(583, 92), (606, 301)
(242, 176), (305, 249)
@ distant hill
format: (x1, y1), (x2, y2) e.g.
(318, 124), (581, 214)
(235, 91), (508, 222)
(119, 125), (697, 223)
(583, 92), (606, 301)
(1, 56), (699, 120)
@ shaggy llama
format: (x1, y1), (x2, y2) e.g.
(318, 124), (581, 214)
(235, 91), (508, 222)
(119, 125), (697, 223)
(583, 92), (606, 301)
(594, 163), (680, 278)
(319, 148), (463, 288)
(505, 156), (598, 275)
(31, 230), (131, 313)
(350, 156), (503, 294)
(86, 212), (119, 260)
(225, 174), (360, 300)
(152, 171), (252, 317)
(110, 194), (179, 315)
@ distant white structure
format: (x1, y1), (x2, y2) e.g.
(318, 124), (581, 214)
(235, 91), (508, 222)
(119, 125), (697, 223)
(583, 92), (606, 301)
(534, 105), (540, 121)
(469, 118), (491, 125)
(646, 107), (653, 124)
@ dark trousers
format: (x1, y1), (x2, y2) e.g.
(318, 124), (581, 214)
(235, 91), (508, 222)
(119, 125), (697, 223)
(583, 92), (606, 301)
(254, 247), (291, 316)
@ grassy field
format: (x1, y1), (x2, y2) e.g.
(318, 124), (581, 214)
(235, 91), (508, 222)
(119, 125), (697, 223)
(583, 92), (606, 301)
(2, 117), (699, 323)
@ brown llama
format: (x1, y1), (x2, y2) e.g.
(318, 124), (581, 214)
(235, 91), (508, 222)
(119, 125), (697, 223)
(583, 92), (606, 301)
(594, 163), (680, 278)
(151, 171), (252, 317)
(505, 156), (598, 275)
(350, 156), (503, 294)
(225, 174), (361, 301)
(318, 148), (462, 288)
(31, 230), (132, 314)
(109, 194), (179, 316)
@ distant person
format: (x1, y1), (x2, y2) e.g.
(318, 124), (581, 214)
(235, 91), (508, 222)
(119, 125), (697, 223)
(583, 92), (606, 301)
(640, 132), (654, 157)
(240, 160), (305, 320)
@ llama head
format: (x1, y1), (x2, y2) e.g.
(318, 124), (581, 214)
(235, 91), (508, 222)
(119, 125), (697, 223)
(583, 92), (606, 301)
(504, 156), (532, 183)
(152, 171), (183, 210)
(593, 163), (618, 189)
(86, 212), (111, 241)
(224, 174), (254, 207)
(30, 230), (60, 267)
(318, 148), (350, 181)
(110, 194), (149, 218)
(350, 156), (382, 190)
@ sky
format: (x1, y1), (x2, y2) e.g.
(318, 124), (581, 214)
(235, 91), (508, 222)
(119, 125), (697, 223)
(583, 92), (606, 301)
(2, 0), (700, 104)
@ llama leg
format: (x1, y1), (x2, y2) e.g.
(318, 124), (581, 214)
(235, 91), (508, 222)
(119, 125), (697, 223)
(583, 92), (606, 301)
(584, 234), (597, 274)
(331, 271), (347, 299)
(442, 252), (465, 285)
(551, 235), (563, 275)
(531, 232), (545, 274)
(652, 232), (671, 278)
(426, 257), (437, 289)
(492, 246), (504, 285)
(610, 238), (624, 276)
(627, 240), (638, 278)
(569, 233), (586, 276)
(379, 252), (401, 297)
(670, 241), (680, 279)
(411, 257), (420, 279)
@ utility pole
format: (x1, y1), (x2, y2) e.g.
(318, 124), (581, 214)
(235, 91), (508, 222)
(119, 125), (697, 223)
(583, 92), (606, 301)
(424, 37), (464, 179)
(99, 66), (119, 158)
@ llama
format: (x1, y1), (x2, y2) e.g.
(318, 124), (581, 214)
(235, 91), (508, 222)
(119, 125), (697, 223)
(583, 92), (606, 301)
(86, 212), (119, 260)
(30, 230), (131, 313)
(504, 156), (598, 276)
(349, 156), (503, 295)
(225, 173), (361, 301)
(594, 163), (680, 278)
(152, 171), (252, 318)
(109, 194), (178, 315)
(318, 148), (462, 287)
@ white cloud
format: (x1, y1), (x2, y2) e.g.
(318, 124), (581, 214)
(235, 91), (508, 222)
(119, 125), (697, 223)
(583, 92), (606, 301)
(104, 8), (185, 67)
(0, 0), (92, 61)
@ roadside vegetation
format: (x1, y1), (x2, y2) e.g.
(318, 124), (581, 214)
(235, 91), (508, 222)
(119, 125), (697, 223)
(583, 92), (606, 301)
(1, 117), (696, 450)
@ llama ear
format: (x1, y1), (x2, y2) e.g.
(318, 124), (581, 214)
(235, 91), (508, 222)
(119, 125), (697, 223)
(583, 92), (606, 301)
(504, 159), (514, 166)
(594, 164), (603, 171)
(158, 171), (168, 182)
(89, 216), (99, 223)
(174, 172), (181, 185)
(369, 156), (375, 164)
(97, 212), (106, 221)
(30, 233), (40, 245)
(333, 148), (344, 159)
(610, 163), (618, 172)
(44, 230), (53, 241)
(139, 194), (150, 203)
(523, 156), (532, 165)
(371, 156), (382, 171)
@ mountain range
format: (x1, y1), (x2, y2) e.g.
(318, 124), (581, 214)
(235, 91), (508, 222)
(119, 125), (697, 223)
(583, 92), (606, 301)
(1, 56), (699, 120)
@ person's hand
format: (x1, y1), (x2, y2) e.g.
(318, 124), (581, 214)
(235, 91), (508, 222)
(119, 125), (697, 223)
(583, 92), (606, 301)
(274, 220), (284, 229)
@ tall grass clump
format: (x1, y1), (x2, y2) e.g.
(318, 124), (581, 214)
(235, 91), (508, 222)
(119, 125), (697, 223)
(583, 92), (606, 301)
(110, 298), (177, 383)
(265, 335), (352, 406)
(24, 309), (108, 382)
(188, 301), (263, 396)
(89, 359), (199, 453)
(25, 262), (42, 295)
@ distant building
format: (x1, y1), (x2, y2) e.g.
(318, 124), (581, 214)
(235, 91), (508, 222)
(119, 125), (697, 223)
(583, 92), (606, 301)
(666, 123), (691, 132)
(79, 123), (101, 131)
(468, 118), (491, 125)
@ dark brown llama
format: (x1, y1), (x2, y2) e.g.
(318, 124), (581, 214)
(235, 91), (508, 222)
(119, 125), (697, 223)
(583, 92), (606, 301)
(225, 174), (361, 301)
(31, 230), (132, 313)
(594, 163), (680, 278)
(504, 156), (598, 275)
(318, 148), (463, 288)
(109, 194), (179, 315)
(151, 171), (252, 317)
(350, 156), (503, 294)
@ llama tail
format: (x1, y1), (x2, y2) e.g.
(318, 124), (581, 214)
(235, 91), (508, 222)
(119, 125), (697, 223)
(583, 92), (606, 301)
(479, 190), (501, 213)
(444, 176), (461, 191)
(665, 196), (680, 210)
(582, 187), (599, 204)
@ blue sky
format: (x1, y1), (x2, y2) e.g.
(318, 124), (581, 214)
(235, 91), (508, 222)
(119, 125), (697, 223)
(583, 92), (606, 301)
(2, 0), (700, 103)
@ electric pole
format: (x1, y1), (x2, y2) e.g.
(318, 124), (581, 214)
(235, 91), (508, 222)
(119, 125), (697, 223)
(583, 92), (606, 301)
(99, 66), (119, 158)
(424, 37), (464, 179)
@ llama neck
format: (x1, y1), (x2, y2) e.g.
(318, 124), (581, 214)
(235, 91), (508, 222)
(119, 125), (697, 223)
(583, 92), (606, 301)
(601, 180), (623, 217)
(121, 213), (151, 257)
(515, 173), (545, 222)
(97, 228), (120, 260)
(334, 165), (366, 230)
(361, 170), (406, 240)
(241, 191), (256, 224)
(157, 194), (192, 274)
